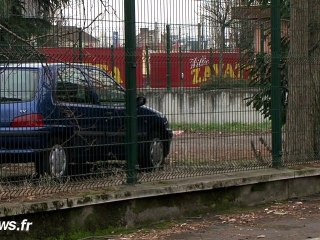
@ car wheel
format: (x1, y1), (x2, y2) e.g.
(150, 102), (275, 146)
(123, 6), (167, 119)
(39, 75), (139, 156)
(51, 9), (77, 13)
(139, 133), (164, 170)
(36, 138), (68, 178)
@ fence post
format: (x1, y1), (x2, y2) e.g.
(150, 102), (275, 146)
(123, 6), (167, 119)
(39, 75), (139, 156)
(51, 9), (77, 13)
(260, 23), (266, 79)
(179, 46), (183, 88)
(124, 0), (138, 183)
(197, 23), (202, 51)
(260, 23), (265, 54)
(111, 44), (115, 78)
(78, 28), (83, 63)
(239, 46), (243, 80)
(271, 0), (282, 167)
(210, 47), (214, 80)
(145, 45), (150, 87)
(166, 24), (171, 91)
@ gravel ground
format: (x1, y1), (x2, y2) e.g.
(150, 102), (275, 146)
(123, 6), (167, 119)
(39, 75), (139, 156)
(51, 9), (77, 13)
(108, 194), (320, 240)
(168, 131), (271, 164)
(0, 132), (272, 200)
(0, 132), (272, 178)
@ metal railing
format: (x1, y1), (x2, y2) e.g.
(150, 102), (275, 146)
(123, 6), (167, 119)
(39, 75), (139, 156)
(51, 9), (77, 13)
(0, 0), (316, 200)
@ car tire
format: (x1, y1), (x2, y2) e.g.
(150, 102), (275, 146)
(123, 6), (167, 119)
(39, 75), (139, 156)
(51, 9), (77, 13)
(139, 133), (165, 170)
(36, 137), (68, 178)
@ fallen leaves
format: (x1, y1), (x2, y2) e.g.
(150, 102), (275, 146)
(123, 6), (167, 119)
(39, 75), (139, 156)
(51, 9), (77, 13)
(110, 198), (320, 240)
(218, 213), (259, 224)
(114, 218), (211, 240)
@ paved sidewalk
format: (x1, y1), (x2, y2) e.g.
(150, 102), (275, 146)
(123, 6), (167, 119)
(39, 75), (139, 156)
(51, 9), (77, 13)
(111, 194), (320, 240)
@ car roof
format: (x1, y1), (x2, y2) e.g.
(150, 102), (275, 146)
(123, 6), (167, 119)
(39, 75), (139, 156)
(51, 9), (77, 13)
(0, 62), (94, 69)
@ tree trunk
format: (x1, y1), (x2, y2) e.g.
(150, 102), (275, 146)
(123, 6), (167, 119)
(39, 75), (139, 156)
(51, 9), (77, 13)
(285, 0), (315, 161)
(308, 0), (320, 157)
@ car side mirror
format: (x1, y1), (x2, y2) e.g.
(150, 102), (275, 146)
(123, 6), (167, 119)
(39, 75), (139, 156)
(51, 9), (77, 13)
(137, 96), (146, 107)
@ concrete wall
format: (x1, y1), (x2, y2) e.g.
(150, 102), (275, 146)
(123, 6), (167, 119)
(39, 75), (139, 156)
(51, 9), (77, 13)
(141, 89), (265, 124)
(2, 168), (320, 240)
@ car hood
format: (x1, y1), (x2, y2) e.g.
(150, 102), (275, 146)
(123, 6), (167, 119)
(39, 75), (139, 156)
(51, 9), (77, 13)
(138, 105), (167, 119)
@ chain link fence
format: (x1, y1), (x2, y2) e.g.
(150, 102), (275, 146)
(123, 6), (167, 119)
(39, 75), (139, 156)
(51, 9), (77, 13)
(0, 0), (315, 200)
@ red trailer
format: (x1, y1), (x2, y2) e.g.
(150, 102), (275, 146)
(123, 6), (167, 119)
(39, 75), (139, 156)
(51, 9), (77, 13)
(149, 51), (249, 88)
(40, 47), (145, 88)
(39, 47), (248, 89)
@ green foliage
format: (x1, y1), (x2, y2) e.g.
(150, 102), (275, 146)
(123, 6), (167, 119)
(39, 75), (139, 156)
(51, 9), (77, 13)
(244, 37), (289, 125)
(243, 0), (290, 125)
(36, 0), (70, 16)
(200, 76), (249, 90)
(0, 0), (70, 59)
(246, 0), (290, 17)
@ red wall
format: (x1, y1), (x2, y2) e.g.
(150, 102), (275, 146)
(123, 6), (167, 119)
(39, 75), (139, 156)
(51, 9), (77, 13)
(149, 51), (249, 88)
(39, 47), (144, 88)
(39, 48), (248, 88)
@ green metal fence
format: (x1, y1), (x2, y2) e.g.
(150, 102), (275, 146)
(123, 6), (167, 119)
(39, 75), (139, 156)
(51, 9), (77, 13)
(0, 0), (315, 200)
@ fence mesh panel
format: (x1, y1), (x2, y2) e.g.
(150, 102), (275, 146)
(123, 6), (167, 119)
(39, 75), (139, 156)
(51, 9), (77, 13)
(0, 0), (315, 200)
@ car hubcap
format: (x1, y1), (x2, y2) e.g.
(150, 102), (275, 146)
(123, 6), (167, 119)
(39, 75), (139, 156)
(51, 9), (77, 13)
(150, 138), (163, 168)
(49, 144), (67, 177)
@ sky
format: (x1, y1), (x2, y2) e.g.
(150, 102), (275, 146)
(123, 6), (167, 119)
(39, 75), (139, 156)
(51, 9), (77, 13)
(62, 0), (204, 44)
(135, 0), (201, 25)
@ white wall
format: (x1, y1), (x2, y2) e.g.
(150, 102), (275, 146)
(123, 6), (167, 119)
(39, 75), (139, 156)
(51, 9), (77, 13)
(141, 89), (265, 124)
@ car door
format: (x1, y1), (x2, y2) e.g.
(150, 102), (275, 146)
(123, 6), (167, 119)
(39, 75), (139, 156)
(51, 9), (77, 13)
(85, 67), (126, 159)
(54, 65), (101, 160)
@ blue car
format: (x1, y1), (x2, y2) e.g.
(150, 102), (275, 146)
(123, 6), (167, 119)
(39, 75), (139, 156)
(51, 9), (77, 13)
(0, 63), (172, 177)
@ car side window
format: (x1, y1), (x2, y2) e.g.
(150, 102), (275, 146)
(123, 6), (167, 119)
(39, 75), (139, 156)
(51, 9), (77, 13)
(55, 67), (92, 104)
(86, 68), (125, 103)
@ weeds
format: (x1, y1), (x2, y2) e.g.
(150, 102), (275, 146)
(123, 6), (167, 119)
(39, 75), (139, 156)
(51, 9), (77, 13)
(170, 121), (271, 133)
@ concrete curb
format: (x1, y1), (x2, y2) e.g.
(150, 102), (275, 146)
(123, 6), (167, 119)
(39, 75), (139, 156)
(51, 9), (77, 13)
(1, 167), (320, 218)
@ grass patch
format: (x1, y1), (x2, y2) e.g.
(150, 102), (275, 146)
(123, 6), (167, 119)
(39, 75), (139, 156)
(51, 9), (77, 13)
(45, 220), (176, 240)
(45, 226), (132, 240)
(170, 121), (271, 133)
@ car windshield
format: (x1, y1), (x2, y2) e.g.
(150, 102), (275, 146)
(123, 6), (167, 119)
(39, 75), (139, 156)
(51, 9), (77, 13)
(0, 68), (39, 102)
